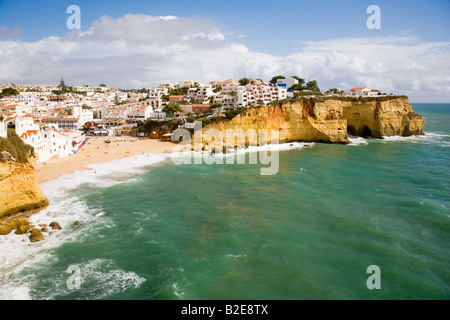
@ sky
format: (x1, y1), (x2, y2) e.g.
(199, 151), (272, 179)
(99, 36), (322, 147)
(0, 0), (449, 102)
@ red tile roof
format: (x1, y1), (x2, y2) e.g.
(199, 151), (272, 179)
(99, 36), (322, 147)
(20, 130), (38, 139)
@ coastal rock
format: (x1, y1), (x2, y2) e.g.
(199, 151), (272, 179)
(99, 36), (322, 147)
(0, 217), (29, 235)
(29, 228), (44, 242)
(49, 221), (62, 230)
(0, 223), (14, 235)
(341, 96), (424, 138)
(15, 224), (33, 235)
(194, 96), (423, 151)
(196, 98), (349, 151)
(0, 160), (49, 220)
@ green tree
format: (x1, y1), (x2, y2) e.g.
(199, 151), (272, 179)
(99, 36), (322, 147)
(291, 76), (305, 85)
(326, 88), (340, 95)
(99, 83), (106, 87)
(288, 83), (304, 91)
(59, 78), (66, 89)
(168, 87), (189, 96)
(162, 104), (182, 114)
(270, 75), (285, 84)
(225, 107), (245, 120)
(305, 80), (321, 94)
(137, 119), (159, 134)
(167, 119), (181, 131)
(1, 87), (20, 97)
(239, 78), (250, 86)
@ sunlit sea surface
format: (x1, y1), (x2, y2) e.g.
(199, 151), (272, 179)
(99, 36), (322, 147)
(0, 103), (448, 300)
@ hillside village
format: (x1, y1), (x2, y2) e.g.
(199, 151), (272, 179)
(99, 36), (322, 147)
(0, 76), (386, 163)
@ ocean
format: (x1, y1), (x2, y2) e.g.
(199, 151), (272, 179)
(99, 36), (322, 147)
(0, 103), (448, 300)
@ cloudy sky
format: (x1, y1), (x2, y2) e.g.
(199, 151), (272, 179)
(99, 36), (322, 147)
(0, 0), (449, 102)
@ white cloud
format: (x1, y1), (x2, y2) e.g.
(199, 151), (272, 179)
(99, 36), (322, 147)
(0, 14), (449, 101)
(284, 36), (450, 101)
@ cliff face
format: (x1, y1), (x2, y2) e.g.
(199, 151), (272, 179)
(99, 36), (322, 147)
(196, 96), (424, 150)
(0, 156), (49, 220)
(341, 96), (424, 138)
(197, 99), (349, 151)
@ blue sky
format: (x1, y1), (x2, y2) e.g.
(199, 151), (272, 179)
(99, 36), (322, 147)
(0, 0), (449, 101)
(2, 0), (449, 53)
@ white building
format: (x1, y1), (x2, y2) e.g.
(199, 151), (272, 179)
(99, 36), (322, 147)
(270, 85), (287, 101)
(21, 128), (85, 163)
(126, 105), (154, 123)
(159, 82), (174, 89)
(71, 106), (94, 128)
(245, 83), (273, 105)
(347, 87), (381, 97)
(213, 94), (237, 109)
(277, 76), (299, 89)
(179, 80), (201, 88)
(41, 117), (81, 131)
(221, 84), (246, 94)
(236, 90), (253, 107)
(148, 111), (166, 120)
(148, 87), (168, 99)
(14, 115), (40, 137)
(102, 107), (128, 126)
(187, 85), (213, 103)
(148, 98), (162, 111)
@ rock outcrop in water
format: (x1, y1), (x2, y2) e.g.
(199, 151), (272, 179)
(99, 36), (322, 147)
(341, 96), (424, 138)
(194, 96), (423, 150)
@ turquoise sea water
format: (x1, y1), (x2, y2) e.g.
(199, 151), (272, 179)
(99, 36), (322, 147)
(0, 103), (448, 300)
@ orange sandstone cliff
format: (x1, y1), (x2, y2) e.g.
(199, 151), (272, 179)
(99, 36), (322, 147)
(194, 96), (424, 150)
(0, 155), (49, 220)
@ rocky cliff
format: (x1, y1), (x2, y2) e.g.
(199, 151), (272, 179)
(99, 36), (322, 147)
(0, 155), (49, 220)
(196, 98), (349, 151)
(340, 96), (424, 138)
(195, 96), (423, 150)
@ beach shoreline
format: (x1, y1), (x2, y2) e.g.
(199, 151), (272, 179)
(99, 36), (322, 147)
(34, 136), (177, 184)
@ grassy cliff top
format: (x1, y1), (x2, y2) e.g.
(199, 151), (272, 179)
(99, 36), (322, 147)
(0, 129), (35, 164)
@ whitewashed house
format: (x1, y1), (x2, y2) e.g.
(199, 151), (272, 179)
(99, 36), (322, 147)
(347, 87), (381, 97)
(19, 126), (85, 163)
(277, 77), (299, 89)
(14, 115), (40, 137)
(71, 106), (94, 128)
(148, 87), (168, 100)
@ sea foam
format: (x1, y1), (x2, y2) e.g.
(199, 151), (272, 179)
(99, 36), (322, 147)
(382, 132), (450, 147)
(0, 152), (170, 300)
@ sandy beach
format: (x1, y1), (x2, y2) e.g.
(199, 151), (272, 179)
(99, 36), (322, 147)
(34, 137), (177, 183)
